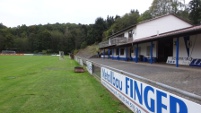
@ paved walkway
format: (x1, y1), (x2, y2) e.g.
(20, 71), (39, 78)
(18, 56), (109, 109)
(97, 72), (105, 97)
(89, 58), (201, 98)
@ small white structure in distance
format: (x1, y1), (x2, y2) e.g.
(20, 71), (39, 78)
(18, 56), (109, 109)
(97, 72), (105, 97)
(59, 51), (64, 60)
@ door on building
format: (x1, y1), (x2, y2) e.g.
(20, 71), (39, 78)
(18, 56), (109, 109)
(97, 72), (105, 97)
(158, 38), (173, 62)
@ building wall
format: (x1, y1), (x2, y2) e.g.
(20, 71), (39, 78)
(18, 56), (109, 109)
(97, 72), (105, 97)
(113, 48), (118, 56)
(190, 34), (201, 59)
(173, 34), (201, 59)
(119, 48), (126, 57)
(111, 48), (125, 60)
(132, 28), (136, 38)
(111, 41), (158, 58)
(135, 15), (192, 40)
(124, 32), (128, 38)
(122, 28), (136, 39)
(136, 41), (157, 57)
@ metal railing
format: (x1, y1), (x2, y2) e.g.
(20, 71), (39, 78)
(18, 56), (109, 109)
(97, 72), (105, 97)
(110, 38), (117, 45)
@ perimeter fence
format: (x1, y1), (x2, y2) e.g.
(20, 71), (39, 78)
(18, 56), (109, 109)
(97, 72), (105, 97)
(74, 56), (201, 113)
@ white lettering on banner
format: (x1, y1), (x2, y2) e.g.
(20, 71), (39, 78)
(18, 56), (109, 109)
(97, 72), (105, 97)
(101, 67), (201, 113)
(102, 69), (123, 91)
(86, 60), (93, 74)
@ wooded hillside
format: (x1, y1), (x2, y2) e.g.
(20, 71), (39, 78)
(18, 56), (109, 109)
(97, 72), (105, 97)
(0, 0), (200, 54)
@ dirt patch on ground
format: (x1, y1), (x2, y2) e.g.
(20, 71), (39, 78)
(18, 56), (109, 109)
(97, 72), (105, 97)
(76, 45), (99, 59)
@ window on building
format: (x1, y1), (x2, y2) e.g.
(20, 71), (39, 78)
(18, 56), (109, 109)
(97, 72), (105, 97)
(146, 46), (151, 56)
(109, 50), (112, 55)
(133, 46), (141, 56)
(120, 48), (124, 55)
(133, 29), (135, 35)
(128, 30), (132, 38)
(106, 50), (108, 55)
(131, 47), (134, 53)
(116, 49), (119, 55)
(138, 47), (141, 56)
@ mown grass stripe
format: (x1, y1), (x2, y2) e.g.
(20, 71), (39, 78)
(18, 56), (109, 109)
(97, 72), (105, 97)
(0, 56), (132, 113)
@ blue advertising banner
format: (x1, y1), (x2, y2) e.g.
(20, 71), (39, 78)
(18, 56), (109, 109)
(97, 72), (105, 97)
(190, 59), (201, 67)
(101, 67), (201, 113)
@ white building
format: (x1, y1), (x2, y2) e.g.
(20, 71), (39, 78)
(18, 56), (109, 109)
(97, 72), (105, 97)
(99, 14), (201, 67)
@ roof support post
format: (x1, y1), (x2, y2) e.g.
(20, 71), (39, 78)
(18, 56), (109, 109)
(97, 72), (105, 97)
(176, 38), (179, 67)
(150, 41), (153, 64)
(135, 44), (138, 63)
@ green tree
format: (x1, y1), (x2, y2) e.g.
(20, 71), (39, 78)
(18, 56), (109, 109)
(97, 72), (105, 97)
(176, 9), (190, 22)
(94, 17), (107, 42)
(40, 30), (51, 50)
(4, 34), (14, 49)
(0, 25), (6, 50)
(189, 0), (201, 24)
(80, 41), (87, 49)
(14, 37), (29, 52)
(0, 33), (5, 50)
(104, 10), (139, 39)
(0, 23), (7, 29)
(86, 25), (96, 45)
(50, 30), (64, 52)
(149, 0), (186, 17)
(106, 16), (115, 29)
(64, 29), (75, 53)
(138, 10), (152, 22)
(28, 33), (38, 52)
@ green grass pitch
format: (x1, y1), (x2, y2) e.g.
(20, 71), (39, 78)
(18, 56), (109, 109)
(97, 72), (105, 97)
(0, 55), (132, 113)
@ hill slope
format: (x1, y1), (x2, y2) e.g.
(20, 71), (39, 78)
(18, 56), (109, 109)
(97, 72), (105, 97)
(76, 45), (99, 59)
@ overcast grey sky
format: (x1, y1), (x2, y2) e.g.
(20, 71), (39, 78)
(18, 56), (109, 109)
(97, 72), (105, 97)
(0, 0), (191, 27)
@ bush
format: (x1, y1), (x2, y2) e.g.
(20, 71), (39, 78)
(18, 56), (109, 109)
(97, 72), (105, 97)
(81, 41), (87, 49)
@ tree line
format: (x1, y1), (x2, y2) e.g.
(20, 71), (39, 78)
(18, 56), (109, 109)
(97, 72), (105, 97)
(0, 0), (200, 54)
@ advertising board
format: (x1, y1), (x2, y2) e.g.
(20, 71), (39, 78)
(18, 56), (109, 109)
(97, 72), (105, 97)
(86, 60), (93, 74)
(79, 59), (83, 66)
(190, 59), (201, 67)
(166, 56), (192, 65)
(101, 67), (201, 113)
